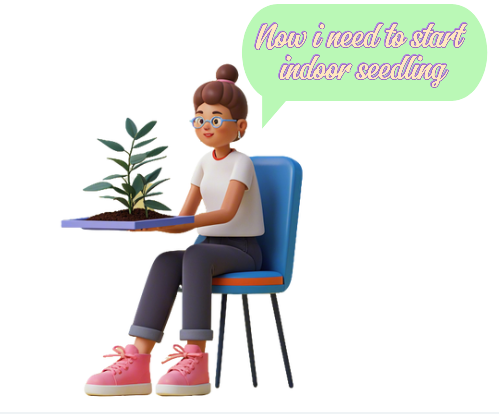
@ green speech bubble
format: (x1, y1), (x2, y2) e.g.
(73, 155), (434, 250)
(242, 4), (487, 126)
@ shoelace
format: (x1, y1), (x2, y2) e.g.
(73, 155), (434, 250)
(102, 345), (138, 375)
(161, 344), (203, 375)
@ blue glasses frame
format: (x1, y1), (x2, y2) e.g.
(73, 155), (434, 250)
(190, 116), (237, 129)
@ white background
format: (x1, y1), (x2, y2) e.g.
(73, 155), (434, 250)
(0, 0), (497, 412)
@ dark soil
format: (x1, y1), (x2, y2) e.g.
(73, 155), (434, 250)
(87, 208), (173, 221)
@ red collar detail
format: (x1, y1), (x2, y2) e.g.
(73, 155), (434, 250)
(212, 148), (235, 161)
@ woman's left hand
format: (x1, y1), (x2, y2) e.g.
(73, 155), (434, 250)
(132, 222), (197, 234)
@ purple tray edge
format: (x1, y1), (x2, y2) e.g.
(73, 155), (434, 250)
(61, 215), (194, 230)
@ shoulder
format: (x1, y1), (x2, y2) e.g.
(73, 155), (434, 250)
(229, 151), (256, 188)
(231, 151), (254, 166)
(201, 151), (214, 162)
(195, 151), (213, 167)
(231, 150), (250, 160)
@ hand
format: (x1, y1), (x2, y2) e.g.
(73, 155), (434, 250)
(157, 222), (197, 233)
(131, 222), (197, 234)
(130, 227), (160, 232)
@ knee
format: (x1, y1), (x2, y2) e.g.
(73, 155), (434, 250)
(184, 245), (209, 264)
(151, 251), (183, 272)
(184, 244), (203, 256)
(183, 245), (212, 273)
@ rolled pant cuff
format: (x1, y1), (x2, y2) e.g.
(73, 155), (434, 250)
(129, 325), (164, 343)
(180, 329), (213, 341)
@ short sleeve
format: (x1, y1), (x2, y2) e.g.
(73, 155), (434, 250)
(191, 158), (204, 187)
(230, 155), (254, 190)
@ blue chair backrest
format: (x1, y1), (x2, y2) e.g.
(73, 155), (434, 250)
(196, 156), (303, 292)
(252, 156), (302, 291)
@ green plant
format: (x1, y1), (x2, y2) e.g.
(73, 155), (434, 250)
(83, 118), (171, 215)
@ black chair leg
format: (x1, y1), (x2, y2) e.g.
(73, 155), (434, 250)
(270, 293), (294, 388)
(215, 294), (227, 388)
(242, 294), (258, 387)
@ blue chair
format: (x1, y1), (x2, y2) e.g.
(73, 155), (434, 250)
(195, 156), (303, 388)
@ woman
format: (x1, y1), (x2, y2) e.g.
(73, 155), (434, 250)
(85, 64), (265, 397)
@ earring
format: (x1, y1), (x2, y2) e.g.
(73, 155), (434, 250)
(237, 131), (241, 140)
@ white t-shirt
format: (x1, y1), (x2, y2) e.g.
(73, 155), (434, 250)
(191, 150), (265, 237)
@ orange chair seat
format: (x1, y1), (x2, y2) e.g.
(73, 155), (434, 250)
(212, 271), (284, 287)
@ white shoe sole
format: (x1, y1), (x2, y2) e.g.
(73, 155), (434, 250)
(156, 383), (211, 396)
(85, 383), (152, 396)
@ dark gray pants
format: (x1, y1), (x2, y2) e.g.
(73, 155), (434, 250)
(129, 237), (262, 342)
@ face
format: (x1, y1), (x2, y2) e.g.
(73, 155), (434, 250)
(194, 103), (247, 148)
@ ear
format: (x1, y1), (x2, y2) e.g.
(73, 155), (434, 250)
(237, 119), (248, 138)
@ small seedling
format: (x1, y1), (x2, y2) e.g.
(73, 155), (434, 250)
(83, 118), (171, 215)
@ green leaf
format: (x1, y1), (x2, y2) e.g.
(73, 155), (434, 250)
(145, 167), (161, 184)
(132, 175), (144, 194)
(134, 195), (145, 203)
(147, 178), (169, 193)
(103, 174), (126, 180)
(115, 198), (129, 208)
(108, 158), (129, 172)
(135, 121), (157, 139)
(100, 195), (129, 208)
(145, 200), (171, 211)
(126, 118), (137, 138)
(130, 152), (148, 165)
(134, 137), (157, 148)
(97, 139), (125, 152)
(83, 182), (113, 191)
(131, 156), (166, 171)
(134, 192), (162, 204)
(147, 146), (167, 158)
(99, 195), (129, 207)
(138, 174), (147, 187)
(122, 183), (136, 198)
(115, 197), (129, 208)
(111, 186), (127, 196)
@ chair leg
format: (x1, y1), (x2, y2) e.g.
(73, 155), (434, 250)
(242, 294), (258, 387)
(215, 294), (227, 388)
(270, 293), (294, 388)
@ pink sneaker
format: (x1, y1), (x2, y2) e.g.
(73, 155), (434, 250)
(85, 345), (152, 396)
(156, 344), (211, 396)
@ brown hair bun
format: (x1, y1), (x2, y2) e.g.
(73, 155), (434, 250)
(194, 64), (248, 120)
(216, 64), (239, 83)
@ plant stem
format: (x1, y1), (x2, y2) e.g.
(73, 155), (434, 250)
(127, 138), (135, 214)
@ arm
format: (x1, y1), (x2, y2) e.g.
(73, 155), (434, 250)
(156, 179), (246, 233)
(178, 184), (203, 216)
(194, 180), (246, 227)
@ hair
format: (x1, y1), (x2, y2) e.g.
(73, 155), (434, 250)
(193, 64), (248, 120)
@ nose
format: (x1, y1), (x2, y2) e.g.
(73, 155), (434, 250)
(203, 123), (212, 131)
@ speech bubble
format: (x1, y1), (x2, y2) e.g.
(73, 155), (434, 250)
(242, 4), (487, 127)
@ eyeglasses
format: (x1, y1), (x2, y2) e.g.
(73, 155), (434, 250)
(190, 116), (237, 129)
